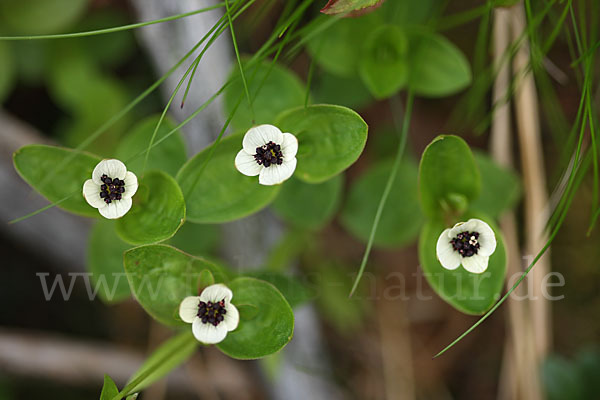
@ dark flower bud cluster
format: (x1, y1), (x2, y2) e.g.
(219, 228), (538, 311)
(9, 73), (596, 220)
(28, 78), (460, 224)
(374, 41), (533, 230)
(254, 141), (284, 168)
(99, 174), (126, 204)
(450, 231), (480, 257)
(197, 299), (227, 326)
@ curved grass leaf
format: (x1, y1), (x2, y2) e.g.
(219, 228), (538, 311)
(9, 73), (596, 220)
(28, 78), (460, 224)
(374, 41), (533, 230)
(223, 59), (305, 131)
(115, 115), (187, 177)
(341, 160), (423, 247)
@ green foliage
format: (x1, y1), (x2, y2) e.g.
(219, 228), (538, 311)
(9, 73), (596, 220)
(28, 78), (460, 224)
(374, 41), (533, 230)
(418, 135), (481, 219)
(99, 375), (119, 400)
(243, 270), (312, 308)
(88, 220), (132, 303)
(306, 14), (376, 77)
(47, 42), (130, 156)
(341, 160), (423, 247)
(311, 71), (373, 109)
(224, 59), (305, 131)
(407, 30), (472, 97)
(275, 104), (368, 183)
(272, 175), (343, 230)
(380, 0), (439, 25)
(470, 151), (521, 218)
(176, 133), (280, 223)
(116, 171), (185, 245)
(542, 355), (586, 400)
(125, 331), (198, 394)
(0, 41), (15, 103)
(217, 277), (294, 359)
(320, 0), (383, 15)
(168, 222), (221, 256)
(123, 245), (229, 326)
(13, 144), (101, 217)
(359, 25), (408, 99)
(0, 0), (88, 35)
(313, 263), (367, 333)
(115, 115), (187, 177)
(418, 215), (507, 314)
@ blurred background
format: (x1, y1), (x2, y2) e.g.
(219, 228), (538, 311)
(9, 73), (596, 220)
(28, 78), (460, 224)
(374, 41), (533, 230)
(1, 0), (599, 399)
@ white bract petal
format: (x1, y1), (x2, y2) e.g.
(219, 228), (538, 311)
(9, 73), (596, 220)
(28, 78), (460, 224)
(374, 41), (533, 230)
(461, 254), (489, 274)
(179, 296), (201, 323)
(471, 219), (497, 256)
(436, 228), (461, 270)
(234, 149), (262, 176)
(222, 303), (239, 332)
(258, 158), (297, 186)
(280, 132), (298, 159)
(199, 283), (233, 304)
(192, 318), (228, 344)
(92, 159), (127, 184)
(122, 171), (139, 199)
(242, 124), (284, 154)
(82, 179), (105, 209)
(98, 197), (132, 219)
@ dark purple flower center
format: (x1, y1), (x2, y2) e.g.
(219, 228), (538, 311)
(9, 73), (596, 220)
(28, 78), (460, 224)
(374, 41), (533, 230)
(197, 299), (227, 326)
(450, 231), (480, 257)
(99, 174), (125, 204)
(254, 141), (283, 168)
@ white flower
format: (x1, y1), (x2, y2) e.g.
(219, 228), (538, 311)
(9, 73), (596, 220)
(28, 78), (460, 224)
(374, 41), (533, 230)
(179, 283), (239, 345)
(82, 159), (138, 219)
(436, 218), (497, 274)
(234, 124), (298, 186)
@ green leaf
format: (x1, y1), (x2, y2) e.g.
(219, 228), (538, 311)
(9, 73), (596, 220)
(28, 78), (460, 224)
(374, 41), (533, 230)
(123, 244), (229, 326)
(217, 277), (294, 359)
(224, 59), (305, 131)
(341, 160), (424, 247)
(13, 144), (101, 217)
(125, 331), (198, 394)
(418, 216), (507, 315)
(168, 222), (221, 256)
(88, 220), (132, 303)
(380, 0), (439, 25)
(359, 25), (408, 99)
(407, 31), (472, 97)
(418, 135), (480, 219)
(470, 151), (521, 218)
(176, 133), (280, 224)
(542, 355), (586, 400)
(100, 375), (119, 400)
(272, 175), (343, 230)
(0, 0), (88, 35)
(0, 41), (15, 104)
(116, 171), (185, 245)
(115, 115), (187, 177)
(243, 271), (312, 308)
(306, 15), (378, 77)
(312, 71), (373, 109)
(320, 0), (383, 15)
(275, 104), (368, 183)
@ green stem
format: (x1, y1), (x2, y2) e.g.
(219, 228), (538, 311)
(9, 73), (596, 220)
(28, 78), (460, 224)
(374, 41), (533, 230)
(349, 91), (415, 297)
